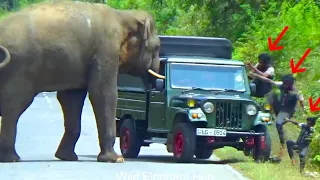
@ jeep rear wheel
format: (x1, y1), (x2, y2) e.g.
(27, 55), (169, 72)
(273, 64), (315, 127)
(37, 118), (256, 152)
(173, 123), (196, 163)
(195, 148), (213, 159)
(253, 125), (271, 162)
(119, 119), (141, 158)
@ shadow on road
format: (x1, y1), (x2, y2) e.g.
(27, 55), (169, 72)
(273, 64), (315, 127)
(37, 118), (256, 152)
(78, 155), (246, 164)
(19, 159), (96, 163)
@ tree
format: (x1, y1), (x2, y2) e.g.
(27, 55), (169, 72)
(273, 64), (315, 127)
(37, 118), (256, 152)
(1, 0), (14, 10)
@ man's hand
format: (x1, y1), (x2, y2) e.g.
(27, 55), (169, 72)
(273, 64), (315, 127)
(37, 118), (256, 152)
(248, 72), (257, 78)
(246, 62), (254, 70)
(248, 72), (254, 79)
(303, 106), (307, 113)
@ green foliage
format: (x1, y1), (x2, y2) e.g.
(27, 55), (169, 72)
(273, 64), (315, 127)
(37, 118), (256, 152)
(234, 0), (320, 168)
(0, 0), (319, 170)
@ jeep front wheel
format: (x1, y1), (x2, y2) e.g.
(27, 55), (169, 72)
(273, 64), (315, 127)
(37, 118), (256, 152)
(253, 125), (271, 162)
(119, 119), (141, 158)
(173, 123), (196, 163)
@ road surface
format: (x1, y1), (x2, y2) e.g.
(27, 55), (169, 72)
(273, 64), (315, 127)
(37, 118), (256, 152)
(0, 92), (248, 180)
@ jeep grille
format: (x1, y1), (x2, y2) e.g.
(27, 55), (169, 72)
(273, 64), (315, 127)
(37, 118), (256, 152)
(216, 102), (243, 129)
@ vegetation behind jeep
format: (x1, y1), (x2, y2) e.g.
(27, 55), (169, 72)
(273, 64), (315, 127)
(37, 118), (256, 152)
(115, 35), (272, 163)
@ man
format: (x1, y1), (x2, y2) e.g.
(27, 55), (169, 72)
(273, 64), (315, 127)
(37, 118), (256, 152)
(249, 73), (306, 156)
(282, 116), (318, 173)
(246, 53), (275, 97)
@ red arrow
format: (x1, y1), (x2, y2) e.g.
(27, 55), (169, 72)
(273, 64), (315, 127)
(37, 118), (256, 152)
(290, 48), (311, 74)
(268, 26), (289, 51)
(309, 97), (320, 112)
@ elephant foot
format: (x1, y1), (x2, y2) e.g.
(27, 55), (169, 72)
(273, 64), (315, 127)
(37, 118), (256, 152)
(55, 148), (78, 161)
(97, 150), (124, 163)
(0, 148), (20, 162)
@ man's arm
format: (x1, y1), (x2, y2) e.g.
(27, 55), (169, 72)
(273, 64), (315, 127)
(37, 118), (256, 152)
(283, 118), (301, 126)
(249, 73), (278, 86)
(246, 63), (274, 78)
(254, 66), (275, 78)
(297, 91), (306, 111)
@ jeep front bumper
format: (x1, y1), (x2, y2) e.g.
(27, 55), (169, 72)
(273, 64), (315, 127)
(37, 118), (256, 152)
(196, 130), (265, 149)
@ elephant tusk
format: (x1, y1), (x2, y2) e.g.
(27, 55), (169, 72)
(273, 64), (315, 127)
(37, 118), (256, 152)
(148, 69), (165, 79)
(0, 46), (11, 70)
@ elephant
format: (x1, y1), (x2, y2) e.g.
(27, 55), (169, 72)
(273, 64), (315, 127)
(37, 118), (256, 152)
(0, 0), (162, 163)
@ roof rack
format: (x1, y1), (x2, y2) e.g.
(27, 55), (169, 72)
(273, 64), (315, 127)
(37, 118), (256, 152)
(159, 35), (232, 59)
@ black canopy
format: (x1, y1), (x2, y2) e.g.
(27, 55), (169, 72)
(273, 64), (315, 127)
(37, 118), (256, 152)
(159, 35), (232, 59)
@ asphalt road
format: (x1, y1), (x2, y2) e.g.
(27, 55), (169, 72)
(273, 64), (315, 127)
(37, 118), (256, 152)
(0, 92), (248, 180)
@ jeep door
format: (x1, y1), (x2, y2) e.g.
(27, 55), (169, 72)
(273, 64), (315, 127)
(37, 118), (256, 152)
(147, 61), (166, 130)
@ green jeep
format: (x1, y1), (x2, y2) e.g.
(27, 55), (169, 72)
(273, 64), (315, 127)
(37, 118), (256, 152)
(115, 35), (272, 163)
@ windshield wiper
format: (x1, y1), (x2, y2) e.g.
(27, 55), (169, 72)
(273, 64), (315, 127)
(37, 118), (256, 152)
(213, 89), (245, 95)
(182, 87), (210, 93)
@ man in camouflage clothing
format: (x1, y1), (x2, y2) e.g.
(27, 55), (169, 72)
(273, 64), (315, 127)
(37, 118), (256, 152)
(282, 116), (318, 173)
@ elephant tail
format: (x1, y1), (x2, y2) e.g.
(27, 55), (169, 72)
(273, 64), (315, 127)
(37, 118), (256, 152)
(0, 46), (10, 70)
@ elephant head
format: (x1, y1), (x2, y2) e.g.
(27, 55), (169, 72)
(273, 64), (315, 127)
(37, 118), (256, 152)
(118, 10), (165, 79)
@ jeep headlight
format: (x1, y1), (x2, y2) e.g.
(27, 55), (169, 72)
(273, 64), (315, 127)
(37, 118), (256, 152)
(246, 104), (257, 115)
(187, 99), (196, 107)
(264, 103), (271, 110)
(203, 102), (214, 113)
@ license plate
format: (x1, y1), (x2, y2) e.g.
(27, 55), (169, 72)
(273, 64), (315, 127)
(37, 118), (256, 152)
(196, 128), (227, 137)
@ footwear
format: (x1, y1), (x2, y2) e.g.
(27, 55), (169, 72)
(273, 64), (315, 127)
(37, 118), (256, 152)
(269, 156), (282, 164)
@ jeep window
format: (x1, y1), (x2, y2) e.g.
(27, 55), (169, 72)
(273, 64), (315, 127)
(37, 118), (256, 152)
(170, 63), (246, 91)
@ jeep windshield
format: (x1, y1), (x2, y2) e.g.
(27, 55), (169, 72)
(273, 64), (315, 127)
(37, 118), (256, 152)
(170, 63), (246, 92)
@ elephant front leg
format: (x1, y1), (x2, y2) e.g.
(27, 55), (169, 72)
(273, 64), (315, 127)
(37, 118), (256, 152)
(55, 89), (87, 161)
(88, 63), (123, 163)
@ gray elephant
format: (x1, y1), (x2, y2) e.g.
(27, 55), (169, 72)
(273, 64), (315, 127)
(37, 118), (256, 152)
(0, 1), (161, 163)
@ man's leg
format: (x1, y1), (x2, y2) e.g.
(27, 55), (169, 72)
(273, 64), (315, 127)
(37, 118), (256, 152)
(286, 140), (297, 165)
(266, 91), (280, 117)
(275, 111), (290, 157)
(299, 146), (309, 174)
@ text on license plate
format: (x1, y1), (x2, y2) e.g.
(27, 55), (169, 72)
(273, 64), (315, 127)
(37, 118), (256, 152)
(196, 128), (227, 137)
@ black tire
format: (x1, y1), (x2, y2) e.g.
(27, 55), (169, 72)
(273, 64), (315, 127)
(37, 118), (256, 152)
(119, 119), (141, 158)
(253, 125), (271, 162)
(194, 148), (213, 159)
(173, 122), (196, 163)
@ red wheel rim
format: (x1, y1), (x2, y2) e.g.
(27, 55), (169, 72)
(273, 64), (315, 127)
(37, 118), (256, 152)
(121, 128), (130, 152)
(260, 136), (266, 150)
(175, 132), (183, 157)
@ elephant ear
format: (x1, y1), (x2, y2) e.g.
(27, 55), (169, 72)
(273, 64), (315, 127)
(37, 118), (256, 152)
(141, 17), (151, 46)
(126, 17), (151, 46)
(124, 14), (151, 45)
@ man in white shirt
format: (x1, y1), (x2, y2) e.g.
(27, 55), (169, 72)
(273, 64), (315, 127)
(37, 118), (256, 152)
(246, 53), (275, 98)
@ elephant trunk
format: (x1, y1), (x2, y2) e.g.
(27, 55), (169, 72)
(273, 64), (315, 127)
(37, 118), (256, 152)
(0, 46), (11, 70)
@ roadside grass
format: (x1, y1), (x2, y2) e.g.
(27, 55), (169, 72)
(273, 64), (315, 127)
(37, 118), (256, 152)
(215, 113), (318, 180)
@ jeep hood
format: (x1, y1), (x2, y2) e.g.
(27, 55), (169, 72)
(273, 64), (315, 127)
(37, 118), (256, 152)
(170, 92), (253, 103)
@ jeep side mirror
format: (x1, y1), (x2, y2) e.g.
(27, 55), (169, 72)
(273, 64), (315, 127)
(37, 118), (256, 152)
(250, 83), (256, 96)
(155, 79), (164, 91)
